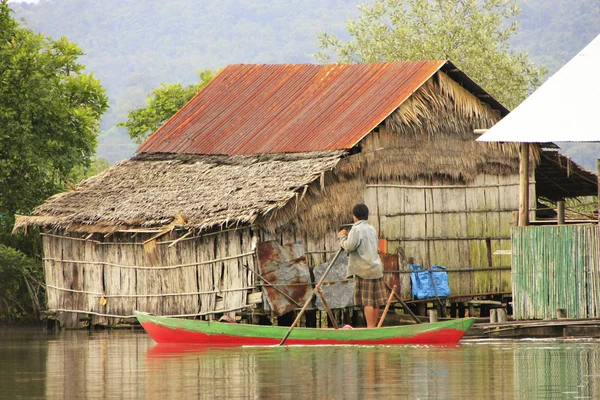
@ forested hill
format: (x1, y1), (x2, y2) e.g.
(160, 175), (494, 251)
(9, 0), (600, 171)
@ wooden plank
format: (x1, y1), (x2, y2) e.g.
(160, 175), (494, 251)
(138, 234), (161, 315)
(214, 232), (228, 313)
(172, 232), (200, 315)
(198, 235), (216, 316)
(119, 235), (137, 320)
(83, 239), (107, 326)
(364, 186), (380, 234)
(519, 143), (530, 226)
(397, 245), (412, 299)
(73, 236), (87, 328)
(466, 175), (486, 240)
(305, 233), (326, 270)
(222, 231), (246, 317)
(42, 234), (56, 316)
(102, 235), (136, 324)
(241, 229), (257, 295)
(467, 176), (488, 296)
(380, 185), (405, 240)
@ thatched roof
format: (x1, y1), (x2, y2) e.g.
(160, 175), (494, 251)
(14, 152), (343, 233)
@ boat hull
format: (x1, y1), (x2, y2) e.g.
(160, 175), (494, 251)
(135, 312), (475, 346)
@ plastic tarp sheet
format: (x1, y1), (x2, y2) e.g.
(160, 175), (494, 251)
(409, 264), (450, 299)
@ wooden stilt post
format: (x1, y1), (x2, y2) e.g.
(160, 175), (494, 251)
(557, 200), (565, 225)
(428, 309), (439, 323)
(519, 143), (530, 226)
(497, 308), (508, 323)
(597, 159), (599, 223)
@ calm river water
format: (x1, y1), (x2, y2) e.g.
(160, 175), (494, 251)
(2, 328), (600, 399)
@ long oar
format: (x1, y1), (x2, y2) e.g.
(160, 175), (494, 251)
(377, 285), (397, 328)
(383, 281), (422, 324)
(279, 247), (344, 346)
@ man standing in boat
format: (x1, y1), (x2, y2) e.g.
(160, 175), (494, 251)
(337, 203), (388, 328)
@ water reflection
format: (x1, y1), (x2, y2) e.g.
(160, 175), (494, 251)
(2, 329), (600, 399)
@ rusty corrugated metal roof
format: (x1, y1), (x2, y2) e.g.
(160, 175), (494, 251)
(137, 61), (448, 155)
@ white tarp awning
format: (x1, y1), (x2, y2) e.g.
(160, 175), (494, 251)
(477, 34), (600, 143)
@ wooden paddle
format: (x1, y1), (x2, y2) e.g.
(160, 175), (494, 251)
(279, 247), (344, 346)
(377, 285), (397, 328)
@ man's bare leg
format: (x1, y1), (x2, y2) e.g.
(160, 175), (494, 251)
(364, 306), (379, 328)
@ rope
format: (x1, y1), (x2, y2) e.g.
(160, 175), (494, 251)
(47, 305), (251, 319)
(41, 226), (255, 246)
(42, 251), (255, 270)
(46, 284), (256, 298)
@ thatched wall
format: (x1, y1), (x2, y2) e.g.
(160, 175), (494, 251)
(42, 228), (258, 328)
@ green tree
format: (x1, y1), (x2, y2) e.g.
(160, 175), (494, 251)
(119, 69), (216, 144)
(315, 0), (547, 109)
(0, 0), (108, 218)
(0, 0), (108, 321)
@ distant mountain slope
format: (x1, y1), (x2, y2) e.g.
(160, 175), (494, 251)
(9, 0), (600, 171)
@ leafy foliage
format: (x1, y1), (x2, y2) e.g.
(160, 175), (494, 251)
(0, 1), (108, 321)
(315, 0), (547, 110)
(0, 243), (43, 322)
(0, 0), (108, 218)
(119, 69), (216, 144)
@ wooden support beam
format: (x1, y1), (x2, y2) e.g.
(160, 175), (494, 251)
(598, 159), (600, 223)
(519, 143), (530, 226)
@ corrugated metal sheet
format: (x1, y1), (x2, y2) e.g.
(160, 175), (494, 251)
(313, 251), (354, 310)
(256, 240), (312, 317)
(478, 34), (600, 143)
(138, 61), (447, 155)
(512, 225), (600, 320)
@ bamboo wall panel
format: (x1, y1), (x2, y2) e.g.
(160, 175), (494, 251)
(168, 232), (200, 315)
(222, 231), (247, 315)
(49, 234), (67, 326)
(370, 172), (519, 298)
(241, 229), (257, 291)
(399, 179), (428, 268)
(135, 234), (161, 315)
(305, 232), (326, 269)
(83, 241), (107, 326)
(42, 235), (57, 316)
(103, 236), (137, 321)
(364, 185), (381, 236)
(60, 235), (77, 327)
(197, 235), (216, 316)
(427, 183), (470, 295)
(513, 225), (599, 320)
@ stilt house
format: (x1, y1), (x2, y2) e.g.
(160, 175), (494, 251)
(15, 61), (594, 328)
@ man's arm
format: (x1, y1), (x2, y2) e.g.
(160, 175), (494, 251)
(338, 228), (360, 252)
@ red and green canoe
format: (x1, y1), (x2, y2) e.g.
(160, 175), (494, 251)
(135, 311), (475, 346)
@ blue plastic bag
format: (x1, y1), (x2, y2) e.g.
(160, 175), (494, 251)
(409, 264), (431, 300)
(409, 264), (451, 299)
(429, 265), (451, 298)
